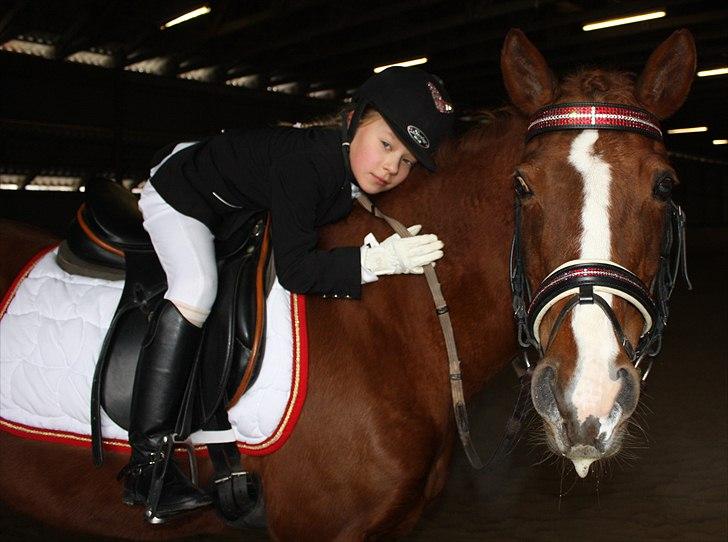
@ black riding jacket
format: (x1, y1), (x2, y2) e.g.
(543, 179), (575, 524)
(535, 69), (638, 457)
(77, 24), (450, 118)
(148, 127), (361, 298)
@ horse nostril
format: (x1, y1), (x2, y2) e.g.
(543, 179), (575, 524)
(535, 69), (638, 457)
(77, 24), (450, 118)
(531, 365), (560, 423)
(615, 367), (640, 418)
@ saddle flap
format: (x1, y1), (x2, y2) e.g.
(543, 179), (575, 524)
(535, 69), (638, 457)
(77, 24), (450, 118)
(194, 214), (270, 426)
(93, 214), (270, 459)
(96, 251), (168, 432)
(100, 307), (151, 429)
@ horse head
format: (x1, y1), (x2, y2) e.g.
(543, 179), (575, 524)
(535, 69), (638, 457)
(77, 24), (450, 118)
(501, 29), (696, 477)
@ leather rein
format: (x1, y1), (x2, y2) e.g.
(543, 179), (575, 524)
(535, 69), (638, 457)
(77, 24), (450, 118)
(356, 194), (484, 469)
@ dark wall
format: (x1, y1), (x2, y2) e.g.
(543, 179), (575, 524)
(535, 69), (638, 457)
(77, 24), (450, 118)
(672, 158), (728, 227)
(0, 51), (338, 181)
(0, 192), (84, 238)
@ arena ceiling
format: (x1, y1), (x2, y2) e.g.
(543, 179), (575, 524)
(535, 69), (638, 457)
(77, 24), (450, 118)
(1, 0), (726, 189)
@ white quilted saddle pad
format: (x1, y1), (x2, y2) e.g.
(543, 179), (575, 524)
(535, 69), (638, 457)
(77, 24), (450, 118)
(0, 246), (307, 456)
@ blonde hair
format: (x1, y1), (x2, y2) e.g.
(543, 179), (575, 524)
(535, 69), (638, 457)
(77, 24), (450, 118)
(357, 108), (382, 126)
(279, 106), (381, 129)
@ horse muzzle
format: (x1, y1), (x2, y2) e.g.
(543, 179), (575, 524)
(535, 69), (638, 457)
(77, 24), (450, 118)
(531, 361), (639, 477)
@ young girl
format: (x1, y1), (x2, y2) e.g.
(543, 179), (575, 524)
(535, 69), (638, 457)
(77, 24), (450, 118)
(122, 66), (454, 521)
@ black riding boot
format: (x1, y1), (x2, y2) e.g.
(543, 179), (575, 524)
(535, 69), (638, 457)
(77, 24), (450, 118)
(120, 300), (212, 522)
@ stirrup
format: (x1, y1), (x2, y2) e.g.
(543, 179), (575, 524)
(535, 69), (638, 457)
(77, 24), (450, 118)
(178, 439), (199, 487)
(145, 433), (175, 523)
(144, 434), (208, 524)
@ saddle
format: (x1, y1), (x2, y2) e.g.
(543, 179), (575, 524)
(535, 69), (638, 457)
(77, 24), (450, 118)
(57, 178), (269, 523)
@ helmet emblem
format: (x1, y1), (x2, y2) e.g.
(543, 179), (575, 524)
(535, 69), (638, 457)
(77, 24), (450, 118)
(427, 82), (453, 113)
(407, 125), (430, 148)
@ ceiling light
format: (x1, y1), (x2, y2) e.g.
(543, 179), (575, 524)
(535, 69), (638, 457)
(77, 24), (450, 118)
(0, 38), (54, 58)
(713, 139), (727, 145)
(0, 174), (25, 190)
(226, 74), (259, 88)
(373, 57), (428, 73)
(124, 57), (170, 74)
(308, 89), (336, 99)
(697, 67), (728, 77)
(161, 6), (211, 29)
(667, 127), (708, 134)
(582, 11), (666, 31)
(267, 82), (298, 94)
(178, 66), (217, 82)
(66, 50), (115, 68)
(26, 175), (82, 191)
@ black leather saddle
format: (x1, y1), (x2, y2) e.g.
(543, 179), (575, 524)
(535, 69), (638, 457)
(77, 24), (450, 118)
(55, 178), (271, 463)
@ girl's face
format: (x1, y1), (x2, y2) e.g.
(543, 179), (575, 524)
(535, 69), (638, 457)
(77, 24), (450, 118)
(348, 111), (417, 195)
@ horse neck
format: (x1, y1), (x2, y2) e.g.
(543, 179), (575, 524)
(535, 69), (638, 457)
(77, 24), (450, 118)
(376, 112), (529, 395)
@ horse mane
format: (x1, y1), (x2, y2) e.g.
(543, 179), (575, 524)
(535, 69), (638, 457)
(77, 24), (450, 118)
(434, 106), (525, 170)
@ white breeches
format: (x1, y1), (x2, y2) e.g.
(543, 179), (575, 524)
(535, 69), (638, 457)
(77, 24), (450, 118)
(138, 147), (217, 327)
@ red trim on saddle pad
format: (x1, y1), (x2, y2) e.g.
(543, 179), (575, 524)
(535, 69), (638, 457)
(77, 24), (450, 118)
(0, 417), (132, 453)
(0, 247), (309, 457)
(237, 293), (309, 456)
(0, 243), (59, 319)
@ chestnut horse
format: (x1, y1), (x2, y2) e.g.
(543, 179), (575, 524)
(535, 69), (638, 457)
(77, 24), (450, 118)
(0, 29), (695, 540)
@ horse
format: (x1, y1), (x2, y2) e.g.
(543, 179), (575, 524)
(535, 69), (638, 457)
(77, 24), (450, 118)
(0, 28), (696, 540)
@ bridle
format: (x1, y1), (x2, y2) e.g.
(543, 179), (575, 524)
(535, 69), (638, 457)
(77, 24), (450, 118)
(356, 102), (691, 470)
(510, 102), (692, 382)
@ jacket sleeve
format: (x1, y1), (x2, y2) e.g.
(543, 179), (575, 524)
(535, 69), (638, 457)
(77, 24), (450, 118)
(270, 156), (362, 298)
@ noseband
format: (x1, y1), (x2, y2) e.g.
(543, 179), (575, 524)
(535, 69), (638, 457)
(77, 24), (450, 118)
(510, 102), (691, 382)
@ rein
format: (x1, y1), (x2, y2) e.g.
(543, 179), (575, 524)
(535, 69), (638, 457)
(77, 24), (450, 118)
(356, 193), (484, 470)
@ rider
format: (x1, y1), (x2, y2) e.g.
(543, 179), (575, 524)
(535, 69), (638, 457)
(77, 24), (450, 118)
(121, 66), (455, 520)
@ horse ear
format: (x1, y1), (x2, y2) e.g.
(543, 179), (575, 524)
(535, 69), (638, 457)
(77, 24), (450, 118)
(636, 29), (696, 119)
(501, 28), (556, 115)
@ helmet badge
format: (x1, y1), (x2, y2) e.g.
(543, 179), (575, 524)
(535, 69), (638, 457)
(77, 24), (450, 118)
(428, 82), (453, 114)
(407, 125), (430, 148)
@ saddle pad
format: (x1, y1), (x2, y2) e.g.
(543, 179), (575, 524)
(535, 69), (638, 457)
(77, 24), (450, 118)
(0, 245), (308, 456)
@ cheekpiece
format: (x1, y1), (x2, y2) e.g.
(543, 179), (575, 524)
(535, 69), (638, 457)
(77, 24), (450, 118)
(526, 102), (662, 142)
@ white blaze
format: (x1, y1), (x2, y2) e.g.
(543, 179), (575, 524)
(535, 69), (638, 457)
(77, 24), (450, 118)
(567, 130), (620, 425)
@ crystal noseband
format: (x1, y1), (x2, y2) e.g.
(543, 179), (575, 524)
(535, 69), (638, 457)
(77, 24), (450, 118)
(528, 261), (657, 346)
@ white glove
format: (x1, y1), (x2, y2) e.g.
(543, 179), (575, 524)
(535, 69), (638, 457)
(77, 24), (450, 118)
(361, 225), (444, 276)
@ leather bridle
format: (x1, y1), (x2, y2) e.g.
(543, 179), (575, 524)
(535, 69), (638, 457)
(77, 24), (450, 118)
(356, 102), (692, 470)
(510, 102), (692, 382)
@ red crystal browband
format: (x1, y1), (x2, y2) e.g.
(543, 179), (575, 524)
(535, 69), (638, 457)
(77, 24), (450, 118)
(526, 102), (662, 142)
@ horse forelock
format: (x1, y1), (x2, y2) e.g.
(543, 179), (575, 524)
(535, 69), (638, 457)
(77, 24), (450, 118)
(558, 68), (639, 106)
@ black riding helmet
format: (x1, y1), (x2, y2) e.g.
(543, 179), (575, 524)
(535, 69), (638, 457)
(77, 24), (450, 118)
(346, 66), (455, 172)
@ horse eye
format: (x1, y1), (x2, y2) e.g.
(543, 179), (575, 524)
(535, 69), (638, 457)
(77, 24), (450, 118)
(514, 174), (533, 198)
(653, 175), (674, 201)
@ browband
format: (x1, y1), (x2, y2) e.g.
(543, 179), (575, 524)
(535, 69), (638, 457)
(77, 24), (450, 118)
(526, 102), (662, 142)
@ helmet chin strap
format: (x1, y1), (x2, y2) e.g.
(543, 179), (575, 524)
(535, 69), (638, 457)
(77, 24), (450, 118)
(339, 110), (357, 186)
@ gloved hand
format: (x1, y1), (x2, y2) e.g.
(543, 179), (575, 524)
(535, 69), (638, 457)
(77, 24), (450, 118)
(361, 225), (444, 276)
